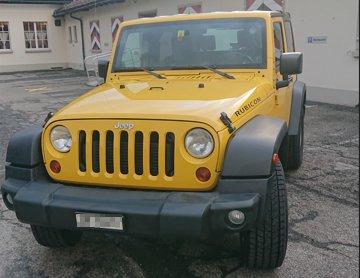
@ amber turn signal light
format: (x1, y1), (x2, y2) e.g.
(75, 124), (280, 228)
(50, 160), (61, 173)
(196, 167), (211, 182)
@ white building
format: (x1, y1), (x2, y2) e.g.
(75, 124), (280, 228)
(0, 0), (359, 106)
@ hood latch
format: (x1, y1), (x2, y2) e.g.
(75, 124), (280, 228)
(220, 112), (236, 134)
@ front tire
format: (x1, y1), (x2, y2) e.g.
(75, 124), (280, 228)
(240, 161), (288, 269)
(31, 225), (82, 248)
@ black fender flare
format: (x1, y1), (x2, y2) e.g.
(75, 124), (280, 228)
(288, 81), (306, 136)
(221, 115), (287, 178)
(6, 125), (43, 167)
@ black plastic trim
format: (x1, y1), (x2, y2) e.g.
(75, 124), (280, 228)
(6, 125), (42, 167)
(1, 176), (270, 238)
(288, 81), (306, 136)
(221, 115), (287, 177)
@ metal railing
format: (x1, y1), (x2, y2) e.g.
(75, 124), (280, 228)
(84, 52), (111, 87)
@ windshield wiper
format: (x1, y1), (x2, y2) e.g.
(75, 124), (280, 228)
(140, 67), (166, 79)
(201, 65), (235, 79)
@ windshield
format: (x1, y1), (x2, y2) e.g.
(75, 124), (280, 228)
(112, 18), (266, 72)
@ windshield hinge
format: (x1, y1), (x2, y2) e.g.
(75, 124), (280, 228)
(43, 112), (54, 127)
(220, 112), (236, 134)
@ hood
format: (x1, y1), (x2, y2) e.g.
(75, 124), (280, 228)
(49, 77), (274, 132)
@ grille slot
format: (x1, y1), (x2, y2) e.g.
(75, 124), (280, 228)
(77, 128), (176, 178)
(106, 131), (114, 174)
(134, 131), (143, 175)
(150, 132), (159, 176)
(120, 131), (128, 174)
(92, 131), (100, 173)
(165, 132), (175, 177)
(79, 131), (86, 172)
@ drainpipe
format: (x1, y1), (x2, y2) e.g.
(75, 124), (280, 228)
(70, 13), (86, 70)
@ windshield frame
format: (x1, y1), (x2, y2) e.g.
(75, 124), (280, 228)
(111, 17), (268, 73)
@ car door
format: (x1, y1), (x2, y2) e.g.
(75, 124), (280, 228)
(283, 19), (297, 118)
(272, 19), (293, 122)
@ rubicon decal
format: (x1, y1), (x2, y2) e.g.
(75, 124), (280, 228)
(235, 97), (262, 117)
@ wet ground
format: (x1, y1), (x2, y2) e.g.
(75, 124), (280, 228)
(0, 70), (358, 277)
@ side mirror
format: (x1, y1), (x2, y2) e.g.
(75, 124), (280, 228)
(280, 52), (303, 75)
(276, 52), (303, 89)
(98, 60), (109, 82)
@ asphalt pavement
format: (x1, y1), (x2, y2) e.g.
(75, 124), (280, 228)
(0, 70), (358, 277)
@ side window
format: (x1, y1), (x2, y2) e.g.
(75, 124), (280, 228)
(23, 21), (49, 49)
(73, 26), (78, 43)
(68, 26), (72, 43)
(273, 22), (285, 70)
(284, 21), (295, 52)
(0, 21), (11, 51)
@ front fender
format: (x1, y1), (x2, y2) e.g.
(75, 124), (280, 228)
(221, 115), (287, 178)
(5, 125), (43, 181)
(288, 81), (306, 136)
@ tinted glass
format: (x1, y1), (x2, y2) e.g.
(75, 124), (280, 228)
(284, 21), (295, 52)
(273, 22), (284, 69)
(112, 19), (266, 71)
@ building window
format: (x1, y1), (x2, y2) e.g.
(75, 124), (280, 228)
(138, 10), (157, 18)
(0, 21), (11, 51)
(68, 26), (72, 43)
(68, 25), (78, 44)
(23, 21), (48, 49)
(73, 25), (78, 43)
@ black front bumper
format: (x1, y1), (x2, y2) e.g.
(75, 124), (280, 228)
(2, 172), (271, 238)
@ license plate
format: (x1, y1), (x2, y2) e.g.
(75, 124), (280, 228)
(75, 213), (124, 231)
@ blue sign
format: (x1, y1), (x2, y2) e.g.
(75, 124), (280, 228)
(308, 36), (328, 44)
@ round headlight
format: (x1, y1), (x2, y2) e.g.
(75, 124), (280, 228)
(50, 125), (72, 153)
(185, 128), (214, 158)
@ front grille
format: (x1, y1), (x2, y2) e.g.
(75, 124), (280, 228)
(92, 131), (100, 173)
(120, 131), (128, 174)
(78, 130), (175, 177)
(79, 131), (86, 172)
(106, 131), (114, 174)
(149, 132), (159, 176)
(165, 133), (175, 177)
(134, 131), (143, 175)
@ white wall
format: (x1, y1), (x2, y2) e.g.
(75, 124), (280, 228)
(287, 0), (359, 105)
(64, 0), (359, 105)
(64, 0), (247, 69)
(1, 0), (358, 106)
(0, 4), (68, 72)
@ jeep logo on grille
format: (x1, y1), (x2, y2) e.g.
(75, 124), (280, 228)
(114, 122), (134, 130)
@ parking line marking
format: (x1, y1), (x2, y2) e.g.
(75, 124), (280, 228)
(25, 87), (51, 93)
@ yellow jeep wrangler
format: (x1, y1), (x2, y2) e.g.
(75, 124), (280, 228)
(2, 11), (305, 269)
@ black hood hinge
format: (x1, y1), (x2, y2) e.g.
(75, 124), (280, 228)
(220, 112), (236, 134)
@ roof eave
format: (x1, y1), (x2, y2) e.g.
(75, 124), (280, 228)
(0, 0), (70, 4)
(53, 0), (125, 17)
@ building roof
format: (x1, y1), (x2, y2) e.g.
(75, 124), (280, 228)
(0, 0), (70, 3)
(53, 0), (125, 17)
